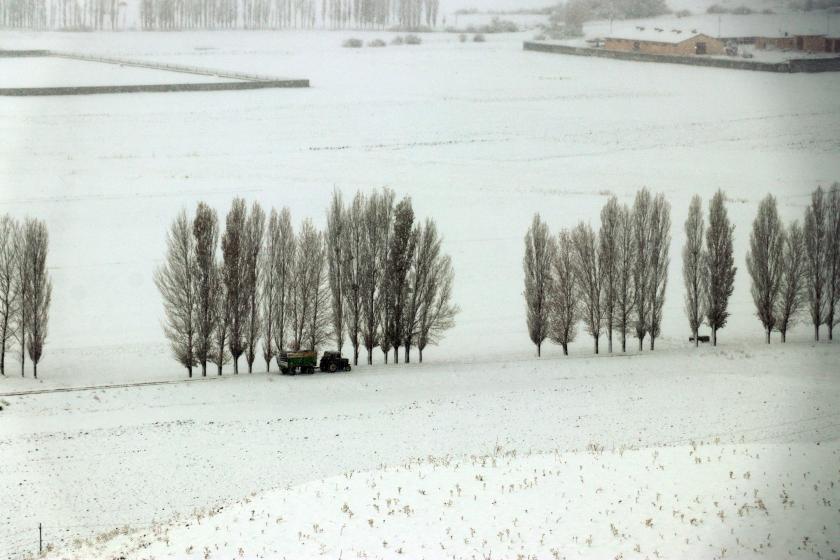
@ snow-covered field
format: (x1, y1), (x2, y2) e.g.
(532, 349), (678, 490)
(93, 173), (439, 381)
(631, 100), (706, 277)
(0, 27), (839, 559)
(0, 57), (240, 89)
(2, 344), (838, 558)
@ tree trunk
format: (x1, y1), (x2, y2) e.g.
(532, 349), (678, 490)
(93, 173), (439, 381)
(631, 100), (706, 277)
(187, 364), (192, 378)
(638, 337), (643, 351)
(404, 344), (410, 363)
(712, 327), (717, 347)
(607, 329), (613, 353)
(621, 331), (626, 353)
(419, 348), (423, 363)
(367, 348), (372, 365)
(248, 362), (253, 373)
(765, 328), (771, 344)
(650, 336), (655, 351)
(20, 339), (24, 376)
(781, 330), (787, 343)
(353, 346), (359, 366)
(33, 362), (37, 379)
(562, 343), (568, 356)
(829, 324), (834, 341)
(594, 336), (599, 354)
(694, 328), (699, 348)
(537, 342), (541, 357)
(201, 362), (207, 377)
(393, 348), (399, 364)
(233, 356), (238, 374)
(1, 350), (4, 375)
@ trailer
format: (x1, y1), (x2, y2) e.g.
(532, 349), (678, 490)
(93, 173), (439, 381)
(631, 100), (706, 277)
(279, 351), (317, 375)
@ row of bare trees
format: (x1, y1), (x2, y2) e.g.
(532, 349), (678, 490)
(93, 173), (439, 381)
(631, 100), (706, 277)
(1, 0), (439, 29)
(524, 188), (671, 356)
(0, 0), (123, 30)
(0, 215), (52, 378)
(137, 0), (439, 30)
(156, 188), (457, 377)
(681, 191), (737, 346)
(324, 189), (457, 366)
(746, 184), (840, 343)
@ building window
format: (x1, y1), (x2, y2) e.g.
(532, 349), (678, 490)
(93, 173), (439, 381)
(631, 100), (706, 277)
(633, 41), (640, 51)
(695, 42), (707, 54)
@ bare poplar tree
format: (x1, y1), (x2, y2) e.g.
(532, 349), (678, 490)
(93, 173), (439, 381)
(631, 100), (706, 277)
(361, 189), (394, 365)
(572, 222), (602, 353)
(193, 202), (218, 377)
(23, 219), (51, 379)
(632, 188), (652, 350)
(341, 192), (365, 365)
(776, 220), (807, 343)
(0, 215), (17, 376)
(13, 224), (30, 376)
(262, 209), (280, 372)
(548, 229), (578, 355)
(746, 195), (785, 343)
(523, 214), (554, 357)
(647, 193), (670, 351)
(704, 190), (736, 346)
(599, 197), (620, 352)
(683, 195), (705, 347)
(155, 210), (197, 377)
(804, 186), (826, 341)
(404, 219), (443, 363)
(209, 261), (230, 375)
(243, 202), (265, 373)
(304, 222), (330, 351)
(416, 254), (458, 363)
(270, 208), (296, 366)
(824, 183), (840, 340)
(222, 198), (247, 373)
(614, 203), (635, 352)
(385, 197), (417, 364)
(326, 189), (345, 352)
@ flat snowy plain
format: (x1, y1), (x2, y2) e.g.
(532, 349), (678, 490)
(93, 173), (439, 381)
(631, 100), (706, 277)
(0, 28), (839, 559)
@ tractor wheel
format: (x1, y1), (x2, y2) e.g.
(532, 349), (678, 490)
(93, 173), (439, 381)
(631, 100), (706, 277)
(345, 365), (352, 372)
(328, 362), (338, 373)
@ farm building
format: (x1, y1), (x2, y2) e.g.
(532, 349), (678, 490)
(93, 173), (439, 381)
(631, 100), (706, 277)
(755, 34), (840, 53)
(604, 30), (725, 56)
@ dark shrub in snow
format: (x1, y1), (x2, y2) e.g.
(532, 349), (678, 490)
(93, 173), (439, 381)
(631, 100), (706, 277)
(343, 38), (364, 48)
(473, 33), (486, 42)
(368, 39), (387, 47)
(405, 34), (422, 45)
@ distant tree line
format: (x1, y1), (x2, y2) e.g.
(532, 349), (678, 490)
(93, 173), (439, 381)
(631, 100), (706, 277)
(524, 188), (673, 356)
(562, 0), (669, 34)
(0, 215), (52, 378)
(156, 188), (457, 377)
(0, 0), (122, 30)
(746, 184), (840, 343)
(0, 0), (439, 29)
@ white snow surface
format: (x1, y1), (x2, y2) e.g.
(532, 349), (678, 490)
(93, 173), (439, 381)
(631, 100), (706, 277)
(0, 28), (839, 559)
(0, 57), (240, 89)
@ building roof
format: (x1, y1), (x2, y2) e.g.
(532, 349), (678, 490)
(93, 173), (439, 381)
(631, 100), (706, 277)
(606, 29), (712, 44)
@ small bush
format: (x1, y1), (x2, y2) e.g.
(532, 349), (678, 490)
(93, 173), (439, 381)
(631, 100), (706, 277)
(391, 35), (404, 45)
(533, 33), (548, 41)
(675, 8), (692, 17)
(342, 38), (363, 48)
(706, 3), (729, 13)
(473, 33), (486, 42)
(368, 39), (387, 47)
(405, 34), (422, 45)
(459, 33), (468, 42)
(761, 8), (775, 14)
(732, 5), (754, 14)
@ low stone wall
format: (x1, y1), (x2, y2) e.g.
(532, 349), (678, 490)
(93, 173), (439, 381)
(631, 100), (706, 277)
(0, 80), (310, 96)
(0, 49), (50, 57)
(0, 49), (309, 95)
(523, 41), (840, 73)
